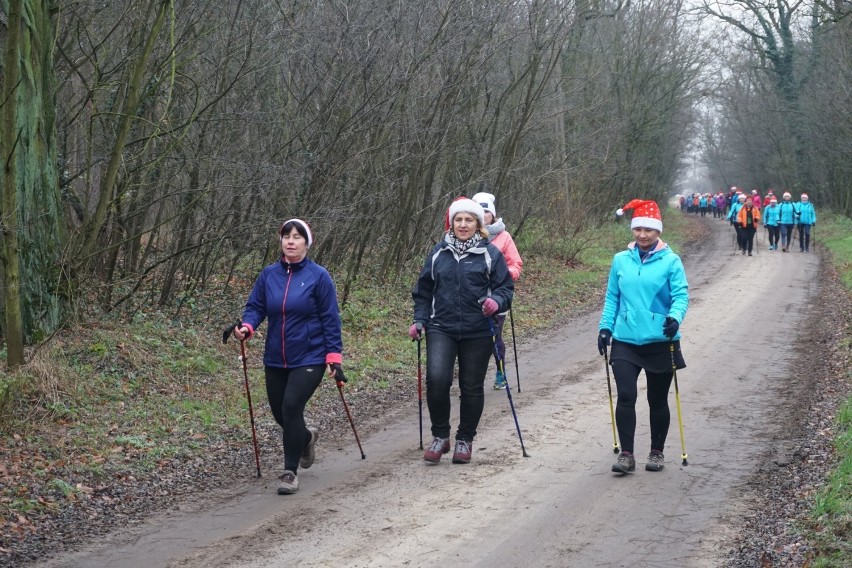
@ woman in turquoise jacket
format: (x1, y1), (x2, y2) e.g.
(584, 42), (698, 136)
(777, 192), (798, 252)
(762, 196), (781, 250)
(599, 199), (688, 475)
(796, 193), (817, 252)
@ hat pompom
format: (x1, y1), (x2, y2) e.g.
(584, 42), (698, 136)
(616, 208), (624, 216)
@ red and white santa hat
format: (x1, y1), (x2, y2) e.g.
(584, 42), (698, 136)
(444, 196), (485, 230)
(616, 199), (663, 233)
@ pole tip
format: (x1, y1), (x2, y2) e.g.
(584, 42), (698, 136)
(522, 452), (531, 458)
(361, 454), (366, 459)
(613, 447), (620, 454)
(682, 454), (689, 466)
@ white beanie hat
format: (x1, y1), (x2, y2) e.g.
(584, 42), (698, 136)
(471, 191), (497, 217)
(448, 198), (485, 227)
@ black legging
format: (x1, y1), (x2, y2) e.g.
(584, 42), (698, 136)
(766, 225), (780, 247)
(425, 332), (492, 442)
(611, 360), (673, 454)
(739, 226), (756, 253)
(265, 365), (324, 472)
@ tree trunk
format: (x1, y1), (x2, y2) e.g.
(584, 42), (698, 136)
(1, 0), (62, 365)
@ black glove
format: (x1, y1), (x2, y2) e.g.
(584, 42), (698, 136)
(329, 363), (347, 384)
(662, 317), (679, 339)
(597, 329), (612, 356)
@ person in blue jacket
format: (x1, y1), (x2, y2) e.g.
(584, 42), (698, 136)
(232, 219), (344, 495)
(599, 199), (689, 474)
(796, 193), (817, 252)
(763, 196), (781, 250)
(410, 197), (514, 465)
(777, 192), (798, 252)
(726, 193), (747, 251)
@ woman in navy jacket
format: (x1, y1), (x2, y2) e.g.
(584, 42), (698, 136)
(411, 198), (514, 465)
(599, 200), (688, 475)
(233, 219), (343, 495)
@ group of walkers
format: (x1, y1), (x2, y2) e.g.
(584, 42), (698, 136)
(227, 191), (691, 494)
(680, 187), (818, 255)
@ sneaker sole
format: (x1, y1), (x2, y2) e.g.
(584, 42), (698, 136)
(277, 485), (298, 495)
(493, 384), (506, 390)
(611, 464), (635, 474)
(451, 456), (471, 464)
(645, 464), (664, 472)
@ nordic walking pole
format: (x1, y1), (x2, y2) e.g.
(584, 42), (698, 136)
(603, 349), (620, 454)
(669, 342), (688, 466)
(414, 323), (424, 450)
(333, 372), (366, 459)
(508, 306), (521, 392)
(222, 322), (261, 478)
(486, 314), (530, 458)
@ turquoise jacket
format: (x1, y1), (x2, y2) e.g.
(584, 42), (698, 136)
(727, 201), (744, 221)
(778, 201), (798, 224)
(599, 241), (689, 345)
(763, 204), (780, 226)
(798, 202), (817, 225)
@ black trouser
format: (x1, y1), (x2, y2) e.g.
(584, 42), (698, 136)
(425, 332), (492, 442)
(611, 360), (673, 454)
(780, 223), (795, 249)
(766, 225), (780, 247)
(739, 226), (756, 253)
(797, 224), (812, 250)
(733, 224), (743, 249)
(265, 365), (324, 472)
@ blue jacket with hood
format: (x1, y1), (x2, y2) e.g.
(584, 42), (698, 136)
(413, 235), (514, 339)
(241, 256), (342, 369)
(599, 241), (689, 345)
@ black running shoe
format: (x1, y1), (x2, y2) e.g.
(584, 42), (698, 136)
(612, 452), (635, 474)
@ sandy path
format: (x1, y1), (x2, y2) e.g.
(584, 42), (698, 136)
(42, 219), (819, 568)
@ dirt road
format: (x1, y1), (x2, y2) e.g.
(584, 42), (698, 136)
(42, 219), (820, 568)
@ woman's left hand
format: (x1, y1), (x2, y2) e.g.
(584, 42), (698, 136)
(662, 317), (679, 339)
(328, 363), (347, 383)
(481, 298), (499, 316)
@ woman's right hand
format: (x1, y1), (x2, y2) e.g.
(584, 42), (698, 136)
(409, 322), (423, 340)
(233, 325), (250, 341)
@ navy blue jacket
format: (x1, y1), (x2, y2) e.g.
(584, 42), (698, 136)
(241, 257), (342, 368)
(413, 237), (514, 339)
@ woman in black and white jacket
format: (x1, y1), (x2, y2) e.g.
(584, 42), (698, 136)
(410, 198), (514, 465)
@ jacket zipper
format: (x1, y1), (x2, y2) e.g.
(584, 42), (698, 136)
(281, 264), (294, 367)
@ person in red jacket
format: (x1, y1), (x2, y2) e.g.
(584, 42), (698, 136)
(232, 219), (344, 495)
(472, 191), (523, 390)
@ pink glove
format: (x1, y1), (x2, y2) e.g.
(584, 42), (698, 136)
(409, 323), (423, 340)
(482, 298), (499, 316)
